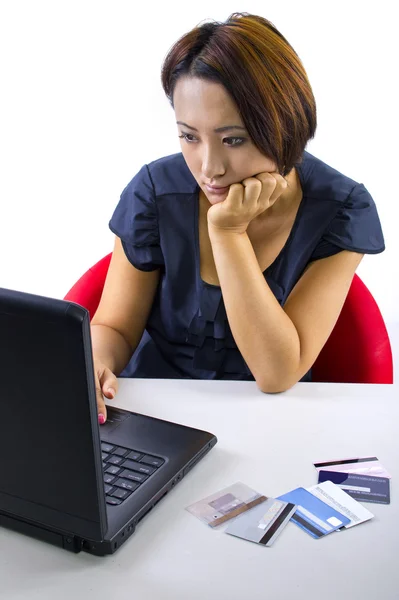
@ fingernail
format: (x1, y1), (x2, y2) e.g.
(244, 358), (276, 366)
(98, 414), (105, 425)
(107, 388), (115, 398)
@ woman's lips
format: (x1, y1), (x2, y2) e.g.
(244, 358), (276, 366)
(205, 184), (229, 195)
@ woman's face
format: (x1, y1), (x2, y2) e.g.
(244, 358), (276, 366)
(173, 76), (277, 205)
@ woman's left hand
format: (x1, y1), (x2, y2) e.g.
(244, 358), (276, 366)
(207, 172), (288, 234)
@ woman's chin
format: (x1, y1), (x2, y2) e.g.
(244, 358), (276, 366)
(207, 195), (226, 205)
(203, 189), (228, 204)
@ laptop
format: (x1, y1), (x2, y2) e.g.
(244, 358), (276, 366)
(0, 287), (217, 555)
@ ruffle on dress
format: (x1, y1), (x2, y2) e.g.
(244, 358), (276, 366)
(185, 276), (285, 375)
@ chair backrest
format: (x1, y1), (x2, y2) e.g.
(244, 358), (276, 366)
(64, 255), (393, 384)
(64, 253), (112, 320)
(311, 273), (393, 383)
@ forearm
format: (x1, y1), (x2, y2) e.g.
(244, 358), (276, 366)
(209, 227), (302, 391)
(90, 324), (134, 376)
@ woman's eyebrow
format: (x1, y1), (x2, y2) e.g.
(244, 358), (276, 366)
(176, 121), (247, 133)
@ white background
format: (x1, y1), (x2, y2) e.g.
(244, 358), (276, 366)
(0, 0), (398, 355)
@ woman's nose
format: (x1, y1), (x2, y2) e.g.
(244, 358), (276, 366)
(201, 148), (226, 181)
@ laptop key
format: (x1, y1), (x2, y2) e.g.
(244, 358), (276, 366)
(101, 443), (114, 453)
(104, 484), (114, 494)
(114, 478), (140, 492)
(106, 496), (122, 506)
(120, 469), (148, 483)
(126, 451), (143, 461)
(113, 446), (129, 457)
(111, 488), (132, 500)
(105, 465), (121, 476)
(106, 455), (124, 465)
(104, 473), (117, 484)
(122, 459), (155, 475)
(140, 455), (165, 468)
(102, 452), (110, 461)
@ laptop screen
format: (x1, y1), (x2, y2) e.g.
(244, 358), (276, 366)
(0, 288), (107, 541)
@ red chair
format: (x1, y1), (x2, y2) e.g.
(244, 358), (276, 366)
(64, 254), (393, 384)
(65, 254), (113, 320)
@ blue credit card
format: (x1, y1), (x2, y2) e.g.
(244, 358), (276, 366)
(277, 487), (351, 538)
(318, 470), (390, 504)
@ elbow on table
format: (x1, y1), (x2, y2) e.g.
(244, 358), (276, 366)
(252, 349), (304, 394)
(255, 374), (299, 395)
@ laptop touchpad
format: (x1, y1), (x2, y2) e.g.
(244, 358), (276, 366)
(100, 406), (132, 434)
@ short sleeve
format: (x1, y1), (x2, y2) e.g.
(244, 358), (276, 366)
(310, 183), (385, 261)
(108, 164), (164, 271)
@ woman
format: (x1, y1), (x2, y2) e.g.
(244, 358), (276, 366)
(92, 13), (385, 423)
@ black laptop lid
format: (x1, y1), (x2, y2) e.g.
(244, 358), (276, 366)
(0, 288), (107, 541)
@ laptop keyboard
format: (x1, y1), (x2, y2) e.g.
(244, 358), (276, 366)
(101, 442), (165, 506)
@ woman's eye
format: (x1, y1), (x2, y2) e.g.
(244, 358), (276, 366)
(178, 132), (197, 143)
(224, 137), (246, 147)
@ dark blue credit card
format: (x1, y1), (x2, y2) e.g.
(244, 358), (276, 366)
(318, 470), (390, 504)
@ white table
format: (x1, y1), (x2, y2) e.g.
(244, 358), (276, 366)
(1, 380), (398, 600)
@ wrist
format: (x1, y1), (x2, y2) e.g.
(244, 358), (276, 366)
(207, 221), (248, 239)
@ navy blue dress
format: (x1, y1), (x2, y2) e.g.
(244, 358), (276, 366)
(109, 150), (385, 382)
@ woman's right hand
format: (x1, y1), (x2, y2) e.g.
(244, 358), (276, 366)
(93, 359), (118, 424)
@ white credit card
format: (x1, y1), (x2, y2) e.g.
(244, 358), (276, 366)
(307, 480), (374, 529)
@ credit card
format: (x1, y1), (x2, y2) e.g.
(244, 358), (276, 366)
(307, 481), (374, 528)
(314, 456), (391, 479)
(186, 483), (267, 527)
(318, 470), (390, 504)
(225, 498), (296, 547)
(277, 487), (351, 538)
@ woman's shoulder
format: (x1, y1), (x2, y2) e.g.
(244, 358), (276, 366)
(145, 152), (198, 197)
(298, 151), (363, 203)
(120, 152), (198, 200)
(296, 151), (384, 258)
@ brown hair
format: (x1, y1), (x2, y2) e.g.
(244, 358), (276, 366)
(161, 13), (317, 176)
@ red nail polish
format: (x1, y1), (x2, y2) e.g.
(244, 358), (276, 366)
(98, 414), (105, 425)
